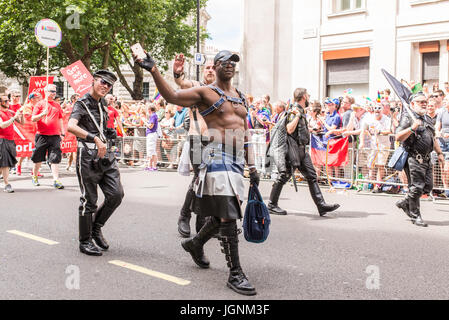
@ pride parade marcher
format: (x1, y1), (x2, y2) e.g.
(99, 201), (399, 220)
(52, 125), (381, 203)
(0, 94), (24, 193)
(135, 49), (260, 296)
(31, 84), (65, 189)
(67, 70), (124, 256)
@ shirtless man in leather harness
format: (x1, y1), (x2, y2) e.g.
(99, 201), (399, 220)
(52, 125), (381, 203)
(172, 54), (216, 238)
(135, 50), (260, 296)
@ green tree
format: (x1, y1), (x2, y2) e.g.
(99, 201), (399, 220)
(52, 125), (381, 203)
(0, 0), (208, 98)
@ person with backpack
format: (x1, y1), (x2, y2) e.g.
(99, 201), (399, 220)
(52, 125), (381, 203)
(267, 88), (340, 217)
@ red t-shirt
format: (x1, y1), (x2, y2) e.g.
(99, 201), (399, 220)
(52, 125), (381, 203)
(9, 104), (21, 113)
(32, 100), (63, 136)
(0, 109), (15, 140)
(107, 106), (119, 129)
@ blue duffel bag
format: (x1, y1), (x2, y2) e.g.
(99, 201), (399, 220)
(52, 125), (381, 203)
(243, 184), (271, 243)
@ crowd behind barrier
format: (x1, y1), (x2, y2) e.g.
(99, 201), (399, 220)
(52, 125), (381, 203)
(3, 82), (449, 199)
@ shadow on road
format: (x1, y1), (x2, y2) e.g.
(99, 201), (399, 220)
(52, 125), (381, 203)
(286, 211), (386, 220)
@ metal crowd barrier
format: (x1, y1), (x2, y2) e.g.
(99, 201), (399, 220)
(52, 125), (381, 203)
(115, 135), (187, 167)
(114, 131), (449, 197)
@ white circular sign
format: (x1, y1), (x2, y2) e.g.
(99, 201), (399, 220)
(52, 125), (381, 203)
(35, 19), (62, 48)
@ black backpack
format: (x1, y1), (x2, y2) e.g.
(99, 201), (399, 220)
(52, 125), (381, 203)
(243, 185), (271, 243)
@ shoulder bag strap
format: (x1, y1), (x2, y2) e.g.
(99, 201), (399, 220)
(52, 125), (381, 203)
(79, 101), (107, 142)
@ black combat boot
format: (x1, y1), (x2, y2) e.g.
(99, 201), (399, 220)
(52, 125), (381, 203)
(178, 189), (194, 237)
(409, 197), (428, 227)
(395, 197), (417, 219)
(92, 203), (116, 250)
(181, 216), (220, 268)
(309, 182), (340, 216)
(79, 214), (102, 256)
(219, 221), (256, 296)
(195, 215), (206, 234)
(267, 182), (287, 215)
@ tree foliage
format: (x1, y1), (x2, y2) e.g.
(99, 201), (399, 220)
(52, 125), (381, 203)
(0, 0), (209, 98)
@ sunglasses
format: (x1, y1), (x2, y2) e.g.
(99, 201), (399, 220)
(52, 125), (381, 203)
(98, 78), (113, 88)
(219, 60), (236, 68)
(13, 95), (21, 97)
(48, 90), (57, 93)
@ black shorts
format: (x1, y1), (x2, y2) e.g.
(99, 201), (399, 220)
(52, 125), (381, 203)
(0, 138), (17, 168)
(31, 134), (62, 164)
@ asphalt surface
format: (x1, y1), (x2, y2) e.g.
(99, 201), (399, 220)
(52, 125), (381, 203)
(2, 163), (449, 300)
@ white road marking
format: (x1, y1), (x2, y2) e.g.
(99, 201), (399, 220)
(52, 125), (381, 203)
(109, 260), (191, 286)
(6, 230), (59, 245)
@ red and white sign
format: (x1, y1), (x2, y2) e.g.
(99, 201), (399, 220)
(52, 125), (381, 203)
(60, 60), (93, 96)
(13, 114), (77, 157)
(27, 76), (54, 101)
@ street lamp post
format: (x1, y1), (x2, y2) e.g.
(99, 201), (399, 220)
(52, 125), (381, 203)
(196, 0), (200, 81)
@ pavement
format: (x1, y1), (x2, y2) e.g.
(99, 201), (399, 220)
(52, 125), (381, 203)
(1, 163), (449, 301)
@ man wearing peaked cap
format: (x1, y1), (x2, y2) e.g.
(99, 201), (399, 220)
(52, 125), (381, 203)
(67, 69), (124, 256)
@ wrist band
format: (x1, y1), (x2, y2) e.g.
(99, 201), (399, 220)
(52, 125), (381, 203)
(410, 127), (416, 133)
(248, 165), (256, 170)
(174, 72), (183, 79)
(86, 133), (96, 142)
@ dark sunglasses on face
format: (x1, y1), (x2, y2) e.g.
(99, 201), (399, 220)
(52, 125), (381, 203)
(99, 78), (112, 88)
(13, 95), (21, 97)
(48, 90), (57, 93)
(219, 60), (236, 68)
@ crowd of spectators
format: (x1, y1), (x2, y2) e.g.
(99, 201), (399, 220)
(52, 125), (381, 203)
(2, 80), (449, 195)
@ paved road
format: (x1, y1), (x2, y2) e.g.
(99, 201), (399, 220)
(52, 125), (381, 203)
(1, 165), (449, 300)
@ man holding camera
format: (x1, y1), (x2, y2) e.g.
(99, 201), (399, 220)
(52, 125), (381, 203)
(135, 49), (260, 296)
(67, 70), (124, 256)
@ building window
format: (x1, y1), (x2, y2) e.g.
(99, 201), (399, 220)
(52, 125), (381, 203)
(422, 52), (440, 88)
(54, 81), (64, 98)
(142, 82), (150, 99)
(333, 0), (365, 13)
(326, 57), (370, 98)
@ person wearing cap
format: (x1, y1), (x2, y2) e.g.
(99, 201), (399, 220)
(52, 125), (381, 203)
(135, 49), (259, 296)
(31, 84), (65, 189)
(172, 53), (215, 238)
(267, 88), (340, 217)
(395, 92), (445, 227)
(67, 69), (124, 256)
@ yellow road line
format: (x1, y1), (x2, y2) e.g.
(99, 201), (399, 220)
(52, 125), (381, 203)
(109, 260), (190, 286)
(6, 230), (59, 245)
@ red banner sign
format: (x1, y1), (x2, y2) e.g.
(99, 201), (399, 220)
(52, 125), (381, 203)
(27, 76), (54, 101)
(13, 102), (77, 157)
(60, 60), (93, 96)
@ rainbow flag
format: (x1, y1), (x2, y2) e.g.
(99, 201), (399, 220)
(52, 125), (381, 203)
(377, 91), (381, 103)
(153, 88), (161, 101)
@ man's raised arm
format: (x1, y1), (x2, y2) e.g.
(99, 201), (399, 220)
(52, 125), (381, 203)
(173, 53), (200, 89)
(135, 52), (203, 108)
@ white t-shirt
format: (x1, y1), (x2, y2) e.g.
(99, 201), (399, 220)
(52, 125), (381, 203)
(361, 114), (391, 148)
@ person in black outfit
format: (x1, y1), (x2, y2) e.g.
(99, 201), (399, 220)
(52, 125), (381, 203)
(67, 70), (125, 256)
(395, 92), (444, 227)
(268, 88), (340, 216)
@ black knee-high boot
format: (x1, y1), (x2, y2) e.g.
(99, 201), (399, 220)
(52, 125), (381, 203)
(219, 221), (256, 296)
(178, 188), (195, 237)
(308, 182), (340, 216)
(181, 216), (220, 268)
(268, 182), (287, 215)
(79, 214), (102, 256)
(409, 196), (428, 227)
